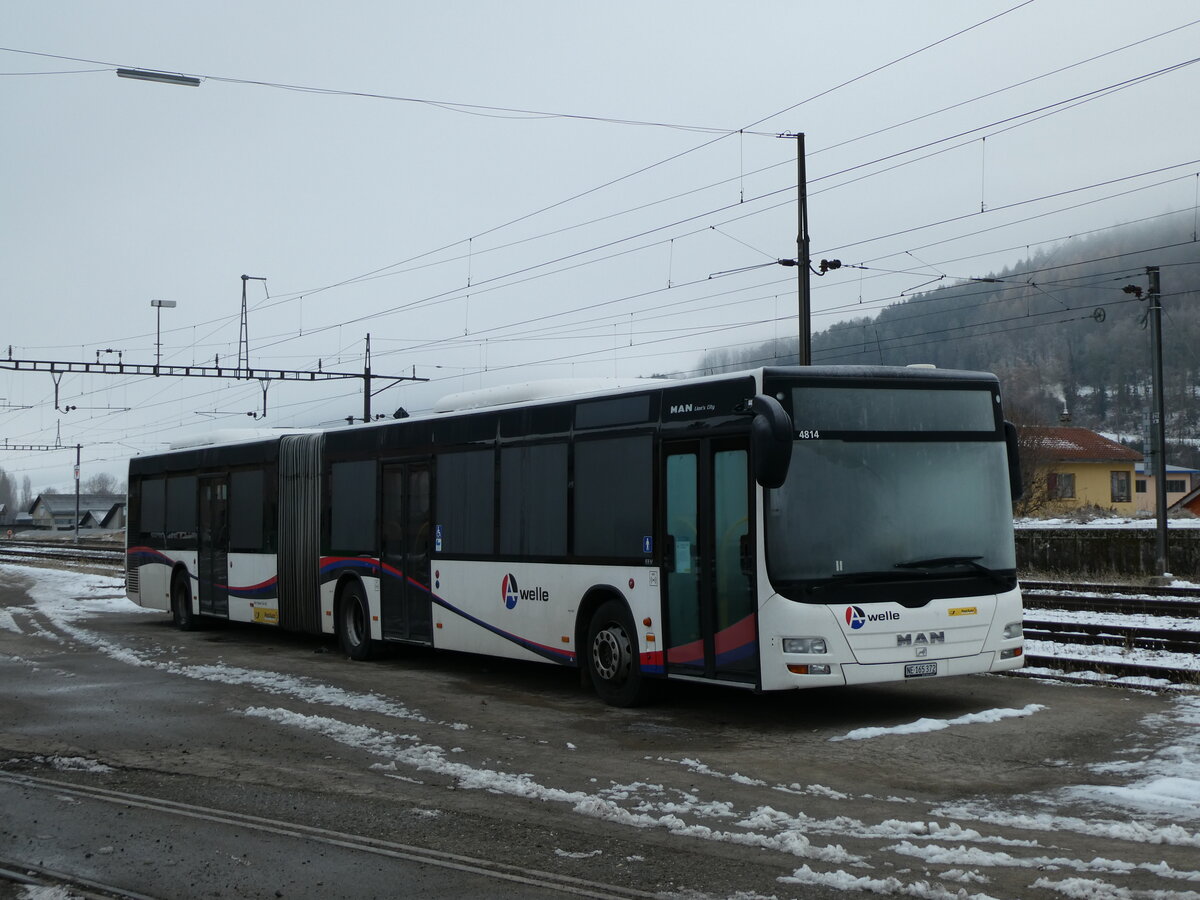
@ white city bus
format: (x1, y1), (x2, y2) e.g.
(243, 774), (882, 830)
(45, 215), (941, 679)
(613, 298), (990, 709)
(126, 365), (1024, 705)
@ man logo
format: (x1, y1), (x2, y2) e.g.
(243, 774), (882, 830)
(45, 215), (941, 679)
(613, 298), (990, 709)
(502, 574), (520, 610)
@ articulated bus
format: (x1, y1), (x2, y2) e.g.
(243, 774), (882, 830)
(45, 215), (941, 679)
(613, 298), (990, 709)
(125, 365), (1025, 705)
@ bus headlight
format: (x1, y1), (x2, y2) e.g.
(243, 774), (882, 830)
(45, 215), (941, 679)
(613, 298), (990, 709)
(1003, 621), (1023, 640)
(782, 637), (828, 654)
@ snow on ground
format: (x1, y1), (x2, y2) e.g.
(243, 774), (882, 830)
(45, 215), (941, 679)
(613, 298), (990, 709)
(0, 564), (439, 725)
(1026, 605), (1200, 631)
(828, 704), (1046, 742)
(5, 563), (1200, 898)
(1016, 516), (1200, 530)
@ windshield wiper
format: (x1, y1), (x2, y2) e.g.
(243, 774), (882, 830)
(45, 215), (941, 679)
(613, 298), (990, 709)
(894, 556), (1011, 587)
(806, 568), (933, 592)
(895, 555), (984, 571)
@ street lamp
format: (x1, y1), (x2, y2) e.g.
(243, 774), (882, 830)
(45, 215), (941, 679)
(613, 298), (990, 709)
(151, 299), (177, 375)
(116, 68), (200, 88)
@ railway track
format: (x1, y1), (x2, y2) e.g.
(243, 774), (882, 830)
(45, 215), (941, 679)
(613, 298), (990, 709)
(0, 770), (654, 900)
(1023, 578), (1200, 598)
(0, 539), (123, 573)
(1021, 578), (1200, 686)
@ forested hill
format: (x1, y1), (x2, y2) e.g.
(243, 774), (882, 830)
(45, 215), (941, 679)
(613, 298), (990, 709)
(699, 217), (1200, 457)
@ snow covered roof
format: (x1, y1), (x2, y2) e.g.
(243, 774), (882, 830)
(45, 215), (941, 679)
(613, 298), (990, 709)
(1020, 426), (1142, 462)
(31, 494), (124, 514)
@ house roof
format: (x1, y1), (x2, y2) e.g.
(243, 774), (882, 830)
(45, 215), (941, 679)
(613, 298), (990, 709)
(1135, 463), (1200, 475)
(1171, 482), (1200, 512)
(30, 494), (124, 515)
(1020, 426), (1142, 463)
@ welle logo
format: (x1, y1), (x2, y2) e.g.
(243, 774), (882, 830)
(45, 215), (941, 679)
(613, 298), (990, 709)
(845, 605), (901, 630)
(501, 574), (550, 610)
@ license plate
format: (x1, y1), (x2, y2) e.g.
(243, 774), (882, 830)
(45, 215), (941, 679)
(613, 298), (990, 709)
(905, 662), (938, 678)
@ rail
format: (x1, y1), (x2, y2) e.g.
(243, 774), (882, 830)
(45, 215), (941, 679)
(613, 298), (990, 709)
(1022, 579), (1200, 686)
(0, 540), (123, 574)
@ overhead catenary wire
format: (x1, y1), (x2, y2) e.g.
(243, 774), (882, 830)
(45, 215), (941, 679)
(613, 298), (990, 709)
(9, 5), (1200, 472)
(4, 2), (1048, 359)
(14, 43), (1195, 369)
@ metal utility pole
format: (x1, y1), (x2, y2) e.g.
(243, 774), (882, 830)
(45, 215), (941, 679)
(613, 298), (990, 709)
(150, 299), (176, 375)
(1147, 265), (1168, 576)
(74, 443), (81, 544)
(796, 133), (812, 366)
(0, 440), (81, 541)
(1, 349), (426, 423)
(363, 333), (372, 423)
(238, 275), (267, 379)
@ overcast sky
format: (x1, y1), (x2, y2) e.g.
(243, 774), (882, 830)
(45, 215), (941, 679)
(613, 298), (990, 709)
(3, 1), (1200, 491)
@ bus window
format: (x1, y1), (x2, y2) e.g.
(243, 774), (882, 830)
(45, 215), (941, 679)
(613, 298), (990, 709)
(140, 477), (166, 538)
(500, 443), (567, 557)
(435, 449), (495, 555)
(574, 435), (652, 558)
(230, 469), (266, 552)
(330, 460), (377, 552)
(165, 475), (197, 539)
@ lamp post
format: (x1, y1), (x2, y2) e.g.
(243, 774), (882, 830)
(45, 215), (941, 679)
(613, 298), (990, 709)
(1147, 266), (1168, 578)
(116, 68), (200, 88)
(151, 299), (176, 375)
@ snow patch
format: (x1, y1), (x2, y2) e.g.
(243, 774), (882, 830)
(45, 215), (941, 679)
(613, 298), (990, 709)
(830, 704), (1046, 741)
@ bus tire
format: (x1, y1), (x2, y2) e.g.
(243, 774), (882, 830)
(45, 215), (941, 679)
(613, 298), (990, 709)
(171, 572), (195, 631)
(338, 581), (375, 661)
(586, 599), (646, 707)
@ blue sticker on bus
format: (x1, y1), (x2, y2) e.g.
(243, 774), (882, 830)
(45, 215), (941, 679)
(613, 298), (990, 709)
(643, 536), (653, 554)
(435, 524), (443, 552)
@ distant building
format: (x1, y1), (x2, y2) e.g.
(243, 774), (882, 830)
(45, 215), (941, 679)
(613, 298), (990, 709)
(27, 494), (125, 531)
(1020, 426), (1142, 516)
(1134, 463), (1200, 515)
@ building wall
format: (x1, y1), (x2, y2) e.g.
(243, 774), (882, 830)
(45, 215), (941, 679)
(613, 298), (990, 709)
(29, 503), (59, 529)
(1044, 462), (1138, 516)
(1136, 472), (1199, 514)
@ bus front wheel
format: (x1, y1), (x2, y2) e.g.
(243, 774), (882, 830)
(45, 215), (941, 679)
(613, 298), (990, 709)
(171, 573), (194, 631)
(338, 582), (375, 661)
(586, 599), (646, 707)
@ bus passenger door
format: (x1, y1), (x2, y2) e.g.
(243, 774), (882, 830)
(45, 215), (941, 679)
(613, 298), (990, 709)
(663, 440), (757, 683)
(197, 475), (229, 617)
(381, 461), (433, 644)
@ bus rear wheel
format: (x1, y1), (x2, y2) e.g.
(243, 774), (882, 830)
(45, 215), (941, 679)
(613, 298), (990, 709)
(338, 581), (375, 661)
(586, 599), (646, 707)
(171, 573), (195, 631)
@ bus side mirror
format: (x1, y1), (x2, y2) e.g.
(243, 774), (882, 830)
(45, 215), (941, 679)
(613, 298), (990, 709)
(747, 394), (793, 489)
(1004, 420), (1023, 501)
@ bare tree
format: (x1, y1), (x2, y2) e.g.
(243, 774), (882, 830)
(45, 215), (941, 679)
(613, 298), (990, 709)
(82, 472), (120, 496)
(0, 468), (14, 516)
(1011, 430), (1056, 518)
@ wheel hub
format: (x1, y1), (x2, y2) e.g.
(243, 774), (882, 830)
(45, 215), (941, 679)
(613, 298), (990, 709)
(592, 626), (631, 682)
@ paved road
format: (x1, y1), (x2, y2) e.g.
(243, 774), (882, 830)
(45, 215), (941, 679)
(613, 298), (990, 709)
(1, 565), (1196, 899)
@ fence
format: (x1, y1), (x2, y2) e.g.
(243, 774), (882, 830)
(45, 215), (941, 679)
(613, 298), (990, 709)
(1016, 527), (1200, 579)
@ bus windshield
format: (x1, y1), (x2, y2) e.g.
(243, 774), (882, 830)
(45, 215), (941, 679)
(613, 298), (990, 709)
(764, 384), (1016, 599)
